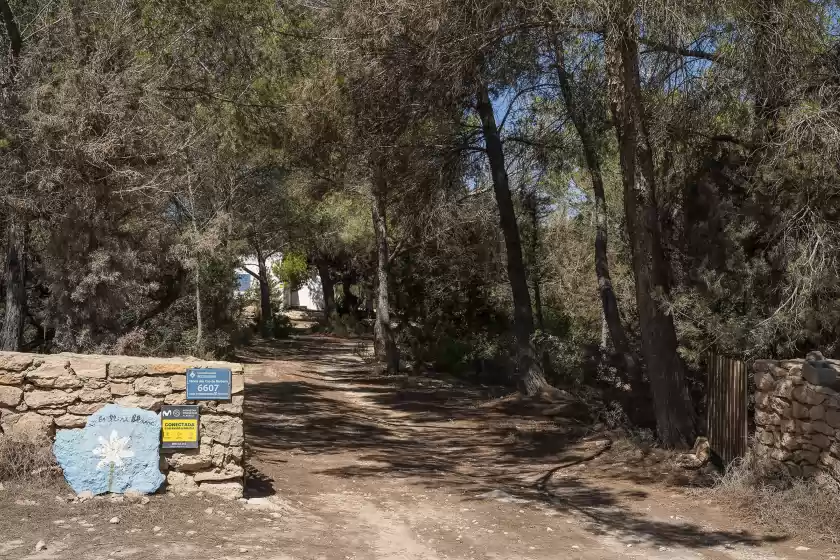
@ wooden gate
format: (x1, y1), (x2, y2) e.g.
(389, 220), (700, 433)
(706, 353), (748, 466)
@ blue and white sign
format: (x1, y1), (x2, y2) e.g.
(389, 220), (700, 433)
(186, 368), (232, 400)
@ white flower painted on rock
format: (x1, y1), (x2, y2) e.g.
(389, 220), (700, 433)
(92, 430), (134, 470)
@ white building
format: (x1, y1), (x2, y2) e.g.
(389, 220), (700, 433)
(235, 254), (323, 311)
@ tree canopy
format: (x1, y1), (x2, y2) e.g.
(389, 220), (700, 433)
(3, 0), (840, 446)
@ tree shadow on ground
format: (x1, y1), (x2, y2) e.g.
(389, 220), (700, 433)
(242, 336), (786, 551)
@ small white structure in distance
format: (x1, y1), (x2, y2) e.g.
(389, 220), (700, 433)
(235, 254), (323, 311)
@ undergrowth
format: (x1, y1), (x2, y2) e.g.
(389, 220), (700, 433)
(0, 437), (61, 486)
(707, 452), (840, 543)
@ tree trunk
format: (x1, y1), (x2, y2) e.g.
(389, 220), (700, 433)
(194, 274), (203, 353)
(342, 275), (360, 317)
(554, 38), (640, 382)
(476, 82), (550, 396)
(1, 216), (26, 351)
(526, 193), (546, 332)
(0, 0), (26, 352)
(605, 2), (698, 448)
(256, 248), (273, 337)
(371, 176), (399, 374)
(316, 258), (336, 317)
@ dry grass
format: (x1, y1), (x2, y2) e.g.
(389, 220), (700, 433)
(707, 453), (840, 543)
(0, 437), (61, 486)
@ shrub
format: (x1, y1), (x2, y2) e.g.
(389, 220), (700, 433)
(706, 451), (840, 543)
(0, 437), (61, 485)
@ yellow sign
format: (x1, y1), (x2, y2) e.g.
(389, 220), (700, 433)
(161, 405), (200, 449)
(162, 419), (197, 443)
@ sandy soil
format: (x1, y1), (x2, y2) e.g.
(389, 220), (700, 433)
(1, 335), (838, 559)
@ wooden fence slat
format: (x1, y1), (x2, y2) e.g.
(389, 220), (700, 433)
(706, 353), (747, 467)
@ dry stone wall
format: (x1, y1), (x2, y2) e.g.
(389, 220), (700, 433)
(753, 353), (840, 480)
(0, 351), (245, 499)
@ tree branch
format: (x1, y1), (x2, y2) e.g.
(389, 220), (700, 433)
(640, 39), (722, 63)
(241, 267), (261, 281)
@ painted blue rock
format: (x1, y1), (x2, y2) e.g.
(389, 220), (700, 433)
(53, 404), (164, 495)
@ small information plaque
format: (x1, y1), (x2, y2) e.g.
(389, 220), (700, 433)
(161, 405), (199, 450)
(185, 368), (232, 401)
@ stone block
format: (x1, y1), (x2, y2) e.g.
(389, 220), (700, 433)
(784, 462), (803, 477)
(793, 385), (827, 406)
(134, 377), (172, 397)
(83, 378), (107, 390)
(53, 404), (164, 495)
(1, 412), (54, 443)
(814, 385), (839, 397)
(777, 378), (799, 399)
(79, 387), (111, 403)
(167, 451), (213, 472)
(38, 408), (68, 417)
(170, 376), (186, 391)
(812, 420), (834, 436)
(69, 359), (107, 379)
(780, 418), (798, 433)
(770, 364), (791, 378)
(753, 442), (771, 457)
(0, 372), (25, 385)
(164, 393), (187, 405)
(24, 389), (78, 409)
(770, 397), (791, 417)
(198, 481), (243, 500)
(193, 465), (244, 483)
(108, 361), (149, 379)
(204, 362), (244, 375)
(810, 405), (826, 421)
(109, 383), (133, 397)
(166, 471), (199, 493)
(781, 359), (805, 369)
(0, 353), (36, 372)
(802, 465), (820, 478)
(115, 395), (163, 412)
(231, 375), (244, 395)
(770, 448), (792, 462)
(826, 409), (840, 429)
(755, 372), (775, 392)
(215, 396), (244, 415)
(807, 433), (831, 450)
(67, 402), (106, 416)
(150, 362), (194, 375)
(793, 449), (820, 465)
(756, 410), (782, 426)
(792, 401), (811, 419)
(55, 414), (88, 428)
(753, 360), (777, 374)
(755, 392), (772, 410)
(211, 444), (226, 467)
(756, 429), (775, 446)
(200, 415), (243, 446)
(822, 454), (840, 479)
(228, 446), (243, 462)
(0, 386), (23, 407)
(803, 362), (838, 387)
(26, 360), (82, 389)
(781, 433), (800, 450)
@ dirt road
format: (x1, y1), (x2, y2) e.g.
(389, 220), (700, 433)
(1, 335), (834, 559)
(241, 336), (831, 560)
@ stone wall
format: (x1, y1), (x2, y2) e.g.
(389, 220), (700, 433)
(0, 351), (245, 499)
(753, 353), (840, 480)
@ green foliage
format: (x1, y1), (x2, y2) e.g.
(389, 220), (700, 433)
(273, 253), (309, 291)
